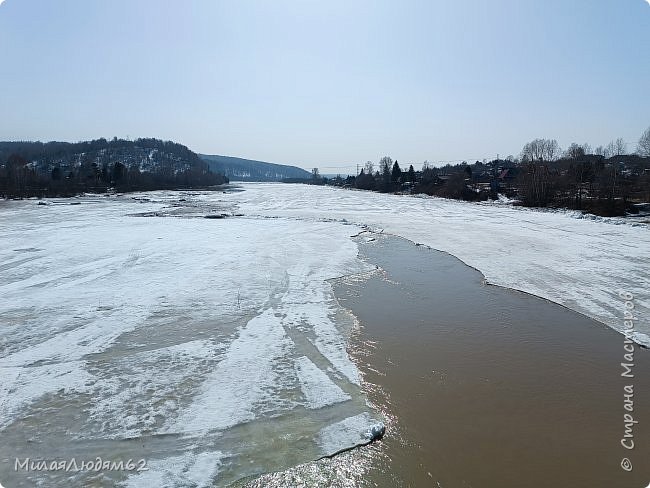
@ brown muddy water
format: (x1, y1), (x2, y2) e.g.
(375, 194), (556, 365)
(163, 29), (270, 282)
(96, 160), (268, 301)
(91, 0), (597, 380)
(243, 233), (650, 488)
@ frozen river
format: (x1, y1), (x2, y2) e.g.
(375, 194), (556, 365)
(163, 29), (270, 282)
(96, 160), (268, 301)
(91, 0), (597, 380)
(229, 183), (650, 346)
(0, 183), (648, 486)
(0, 190), (381, 486)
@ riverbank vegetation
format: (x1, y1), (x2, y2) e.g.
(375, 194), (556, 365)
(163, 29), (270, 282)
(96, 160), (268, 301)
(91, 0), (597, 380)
(318, 128), (650, 217)
(0, 138), (228, 198)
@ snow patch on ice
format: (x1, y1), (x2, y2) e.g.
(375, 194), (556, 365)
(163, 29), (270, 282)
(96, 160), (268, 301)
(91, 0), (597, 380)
(294, 356), (350, 409)
(318, 413), (385, 455)
(0, 307), (149, 367)
(0, 362), (92, 430)
(164, 309), (294, 434)
(83, 340), (219, 439)
(310, 316), (360, 385)
(121, 451), (225, 488)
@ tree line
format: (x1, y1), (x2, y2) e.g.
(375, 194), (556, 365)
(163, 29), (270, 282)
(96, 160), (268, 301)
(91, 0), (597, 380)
(0, 138), (228, 198)
(323, 126), (650, 217)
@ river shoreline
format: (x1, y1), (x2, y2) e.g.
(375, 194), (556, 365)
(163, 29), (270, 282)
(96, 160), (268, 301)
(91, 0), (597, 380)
(342, 233), (650, 487)
(244, 231), (650, 487)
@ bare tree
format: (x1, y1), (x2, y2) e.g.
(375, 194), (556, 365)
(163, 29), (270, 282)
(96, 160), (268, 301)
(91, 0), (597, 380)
(521, 141), (535, 162)
(521, 138), (560, 162)
(379, 156), (393, 170)
(565, 143), (585, 160)
(637, 126), (650, 157)
(614, 138), (627, 156)
(605, 138), (627, 157)
(544, 139), (561, 161)
(519, 162), (555, 206)
(569, 161), (593, 209)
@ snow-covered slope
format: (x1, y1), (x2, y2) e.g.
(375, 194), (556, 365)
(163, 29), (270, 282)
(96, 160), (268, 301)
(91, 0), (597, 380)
(229, 183), (650, 346)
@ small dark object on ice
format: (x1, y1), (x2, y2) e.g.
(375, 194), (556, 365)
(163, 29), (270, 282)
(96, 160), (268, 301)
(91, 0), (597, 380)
(368, 423), (386, 441)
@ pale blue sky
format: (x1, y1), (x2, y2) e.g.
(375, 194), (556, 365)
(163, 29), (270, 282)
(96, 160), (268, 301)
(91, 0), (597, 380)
(1, 0), (649, 171)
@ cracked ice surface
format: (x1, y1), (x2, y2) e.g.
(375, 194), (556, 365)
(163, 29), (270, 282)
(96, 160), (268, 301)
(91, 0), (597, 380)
(227, 183), (650, 346)
(0, 191), (380, 487)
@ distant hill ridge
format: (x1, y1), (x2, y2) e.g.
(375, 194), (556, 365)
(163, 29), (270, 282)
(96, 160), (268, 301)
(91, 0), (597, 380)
(0, 138), (228, 198)
(200, 154), (311, 182)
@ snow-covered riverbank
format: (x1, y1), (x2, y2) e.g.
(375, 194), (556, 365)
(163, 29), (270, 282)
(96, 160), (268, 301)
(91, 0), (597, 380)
(229, 183), (650, 346)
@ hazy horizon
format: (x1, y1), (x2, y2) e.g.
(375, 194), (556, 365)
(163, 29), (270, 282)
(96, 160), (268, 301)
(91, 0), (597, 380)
(1, 0), (649, 172)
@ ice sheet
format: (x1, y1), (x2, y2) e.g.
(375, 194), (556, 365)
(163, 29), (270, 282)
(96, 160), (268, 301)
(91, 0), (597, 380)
(0, 192), (379, 486)
(227, 183), (650, 346)
(317, 413), (382, 456)
(120, 450), (225, 488)
(294, 356), (350, 409)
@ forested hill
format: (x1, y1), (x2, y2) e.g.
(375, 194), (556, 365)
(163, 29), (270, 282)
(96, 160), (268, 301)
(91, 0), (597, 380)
(0, 138), (228, 198)
(200, 154), (311, 181)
